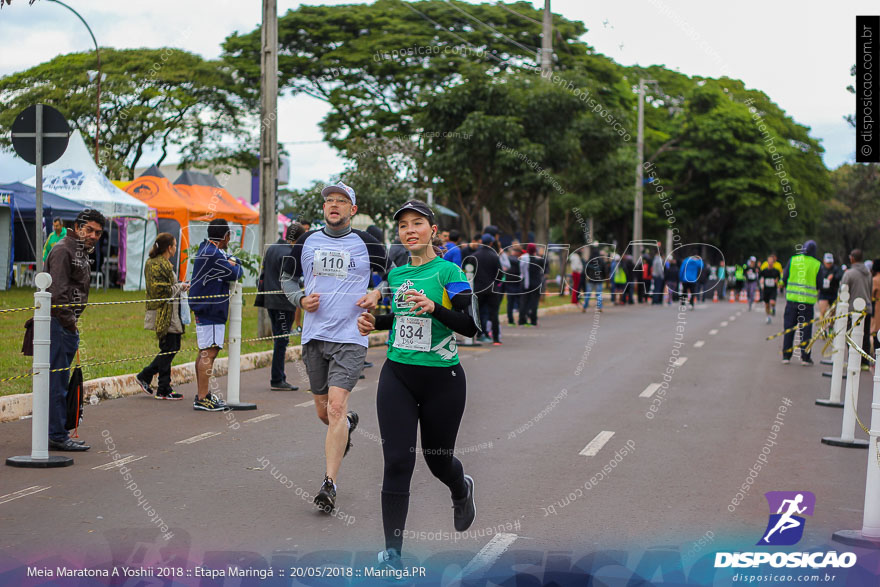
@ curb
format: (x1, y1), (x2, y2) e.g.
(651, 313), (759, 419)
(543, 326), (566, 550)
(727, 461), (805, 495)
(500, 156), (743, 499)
(0, 303), (581, 423)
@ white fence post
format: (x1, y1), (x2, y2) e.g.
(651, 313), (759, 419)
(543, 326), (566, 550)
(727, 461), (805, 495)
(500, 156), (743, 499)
(225, 282), (255, 410)
(822, 297), (869, 448)
(817, 288), (849, 407)
(7, 272), (73, 468)
(831, 348), (880, 549)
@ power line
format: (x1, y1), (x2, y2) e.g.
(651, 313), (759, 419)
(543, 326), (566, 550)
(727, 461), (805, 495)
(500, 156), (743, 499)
(397, 0), (537, 72)
(495, 1), (542, 26)
(442, 0), (541, 54)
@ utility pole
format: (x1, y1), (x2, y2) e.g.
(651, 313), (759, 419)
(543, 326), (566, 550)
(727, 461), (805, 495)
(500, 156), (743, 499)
(258, 0), (278, 337)
(534, 0), (552, 247)
(633, 78), (655, 260)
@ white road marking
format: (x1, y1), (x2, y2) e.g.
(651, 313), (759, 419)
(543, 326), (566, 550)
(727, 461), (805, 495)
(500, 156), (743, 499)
(729, 316), (735, 320)
(694, 340), (705, 348)
(243, 413), (280, 424)
(175, 431), (221, 445)
(673, 357), (688, 367)
(295, 400), (315, 407)
(458, 533), (519, 580)
(579, 431), (615, 456)
(720, 321), (728, 327)
(639, 383), (662, 398)
(0, 486), (51, 505)
(92, 455), (147, 470)
(709, 329), (719, 335)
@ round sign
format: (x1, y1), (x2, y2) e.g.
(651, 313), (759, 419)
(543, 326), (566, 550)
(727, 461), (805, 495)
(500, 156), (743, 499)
(11, 104), (71, 166)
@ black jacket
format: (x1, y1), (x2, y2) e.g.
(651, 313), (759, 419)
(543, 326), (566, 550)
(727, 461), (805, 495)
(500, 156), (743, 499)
(582, 250), (607, 284)
(259, 238), (296, 311)
(463, 246), (501, 296)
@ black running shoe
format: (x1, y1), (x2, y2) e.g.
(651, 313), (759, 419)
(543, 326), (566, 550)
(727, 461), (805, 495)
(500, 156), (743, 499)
(314, 475), (336, 513)
(452, 474), (476, 531)
(135, 375), (154, 395)
(344, 411), (359, 457)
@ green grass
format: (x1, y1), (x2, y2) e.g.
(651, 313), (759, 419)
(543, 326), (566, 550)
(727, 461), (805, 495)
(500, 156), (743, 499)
(0, 281), (574, 397)
(0, 287), (292, 397)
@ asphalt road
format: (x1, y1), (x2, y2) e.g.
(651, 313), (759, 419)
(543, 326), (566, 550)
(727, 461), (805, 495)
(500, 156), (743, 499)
(1, 298), (878, 585)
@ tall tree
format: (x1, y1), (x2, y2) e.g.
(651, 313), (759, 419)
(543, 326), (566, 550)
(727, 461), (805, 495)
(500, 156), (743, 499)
(818, 163), (880, 258)
(0, 48), (252, 179)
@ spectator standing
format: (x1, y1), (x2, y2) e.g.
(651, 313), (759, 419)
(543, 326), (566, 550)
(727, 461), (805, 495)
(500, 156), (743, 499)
(45, 209), (106, 451)
(840, 249), (873, 368)
(257, 223), (304, 391)
(651, 246), (665, 305)
(443, 230), (463, 267)
(780, 240), (822, 365)
(188, 219), (243, 411)
(43, 218), (67, 262)
(136, 233), (188, 400)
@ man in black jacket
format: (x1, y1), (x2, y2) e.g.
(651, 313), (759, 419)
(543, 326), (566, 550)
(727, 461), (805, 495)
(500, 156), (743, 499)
(258, 224), (303, 391)
(463, 234), (502, 342)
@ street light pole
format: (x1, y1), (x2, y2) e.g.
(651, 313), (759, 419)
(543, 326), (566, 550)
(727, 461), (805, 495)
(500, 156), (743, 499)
(633, 78), (655, 260)
(534, 0), (552, 247)
(46, 0), (101, 164)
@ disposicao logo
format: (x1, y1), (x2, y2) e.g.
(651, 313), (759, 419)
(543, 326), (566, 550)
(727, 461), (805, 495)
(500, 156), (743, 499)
(759, 491), (815, 546)
(714, 491), (857, 570)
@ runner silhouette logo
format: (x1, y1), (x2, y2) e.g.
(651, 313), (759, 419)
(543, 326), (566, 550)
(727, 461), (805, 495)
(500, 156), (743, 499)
(759, 491), (815, 546)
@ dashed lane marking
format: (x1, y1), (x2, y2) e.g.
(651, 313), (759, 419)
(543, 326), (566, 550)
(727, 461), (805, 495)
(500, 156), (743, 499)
(694, 340), (705, 348)
(92, 455), (147, 470)
(640, 383), (662, 398)
(0, 486), (51, 505)
(673, 357), (688, 367)
(709, 329), (719, 335)
(579, 431), (615, 456)
(295, 400), (315, 407)
(243, 413), (280, 424)
(175, 432), (221, 445)
(458, 533), (519, 581)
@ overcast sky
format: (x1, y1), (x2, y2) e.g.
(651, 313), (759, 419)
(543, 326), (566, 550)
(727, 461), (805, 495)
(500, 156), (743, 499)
(0, 0), (869, 188)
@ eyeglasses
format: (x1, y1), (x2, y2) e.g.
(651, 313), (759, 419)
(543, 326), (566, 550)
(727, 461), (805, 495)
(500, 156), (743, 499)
(324, 197), (352, 206)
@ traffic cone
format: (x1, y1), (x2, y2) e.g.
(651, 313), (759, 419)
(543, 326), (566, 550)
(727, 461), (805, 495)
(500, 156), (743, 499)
(713, 290), (718, 303)
(754, 288), (761, 303)
(729, 290), (735, 303)
(739, 290), (747, 303)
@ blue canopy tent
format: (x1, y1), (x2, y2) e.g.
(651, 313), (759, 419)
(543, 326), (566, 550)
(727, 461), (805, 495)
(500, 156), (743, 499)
(0, 181), (85, 289)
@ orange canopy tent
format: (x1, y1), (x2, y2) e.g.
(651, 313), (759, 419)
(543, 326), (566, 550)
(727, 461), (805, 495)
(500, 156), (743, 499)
(126, 166), (257, 279)
(173, 171), (259, 226)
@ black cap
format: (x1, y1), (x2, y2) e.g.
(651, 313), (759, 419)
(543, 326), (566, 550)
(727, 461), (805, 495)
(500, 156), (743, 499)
(393, 200), (435, 224)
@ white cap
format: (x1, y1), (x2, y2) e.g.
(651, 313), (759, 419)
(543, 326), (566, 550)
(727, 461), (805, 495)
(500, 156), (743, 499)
(321, 181), (356, 205)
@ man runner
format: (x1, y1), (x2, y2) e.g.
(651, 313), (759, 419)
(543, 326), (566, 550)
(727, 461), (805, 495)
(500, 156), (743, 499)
(760, 254), (782, 324)
(282, 181), (389, 513)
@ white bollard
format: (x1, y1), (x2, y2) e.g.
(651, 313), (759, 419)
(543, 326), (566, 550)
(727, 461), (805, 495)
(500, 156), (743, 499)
(225, 282), (255, 410)
(822, 297), (869, 448)
(817, 289), (849, 407)
(7, 272), (73, 468)
(831, 348), (880, 549)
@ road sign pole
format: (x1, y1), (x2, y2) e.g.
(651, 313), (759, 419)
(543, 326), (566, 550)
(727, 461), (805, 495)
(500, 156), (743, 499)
(35, 104), (43, 274)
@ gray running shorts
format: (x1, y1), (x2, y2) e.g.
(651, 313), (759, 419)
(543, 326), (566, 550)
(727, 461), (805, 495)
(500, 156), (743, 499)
(301, 340), (367, 395)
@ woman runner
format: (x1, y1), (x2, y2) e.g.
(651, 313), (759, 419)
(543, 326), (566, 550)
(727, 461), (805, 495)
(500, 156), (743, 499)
(357, 200), (480, 573)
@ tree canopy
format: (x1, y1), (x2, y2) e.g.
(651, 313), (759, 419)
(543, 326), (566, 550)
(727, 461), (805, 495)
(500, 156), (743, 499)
(0, 48), (252, 179)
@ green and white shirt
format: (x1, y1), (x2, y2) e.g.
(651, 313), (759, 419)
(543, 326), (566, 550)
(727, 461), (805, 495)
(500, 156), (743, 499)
(386, 257), (472, 367)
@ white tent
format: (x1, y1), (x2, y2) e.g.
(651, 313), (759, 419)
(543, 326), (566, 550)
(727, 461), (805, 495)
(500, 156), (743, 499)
(23, 131), (157, 290)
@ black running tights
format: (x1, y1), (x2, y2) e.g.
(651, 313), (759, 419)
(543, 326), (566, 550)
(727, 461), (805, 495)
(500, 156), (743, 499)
(377, 359), (468, 554)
